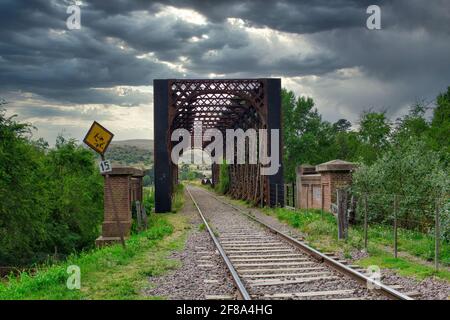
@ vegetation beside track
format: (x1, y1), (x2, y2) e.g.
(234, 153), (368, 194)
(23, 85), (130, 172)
(0, 111), (104, 266)
(0, 213), (189, 299)
(195, 181), (450, 283)
(0, 185), (189, 300)
(171, 183), (185, 213)
(262, 207), (450, 282)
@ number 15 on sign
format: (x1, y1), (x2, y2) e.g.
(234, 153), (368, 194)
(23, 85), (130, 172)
(99, 160), (112, 174)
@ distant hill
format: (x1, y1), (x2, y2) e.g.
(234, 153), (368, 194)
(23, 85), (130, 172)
(105, 139), (154, 168)
(109, 139), (154, 151)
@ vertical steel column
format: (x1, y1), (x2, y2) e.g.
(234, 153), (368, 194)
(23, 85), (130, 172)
(265, 79), (283, 206)
(154, 79), (172, 213)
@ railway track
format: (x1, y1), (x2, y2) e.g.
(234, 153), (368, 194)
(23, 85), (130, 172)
(186, 185), (414, 300)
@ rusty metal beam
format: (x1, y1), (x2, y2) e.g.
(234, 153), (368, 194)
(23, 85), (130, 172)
(154, 78), (283, 212)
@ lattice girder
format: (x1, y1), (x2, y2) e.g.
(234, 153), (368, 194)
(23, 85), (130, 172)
(154, 79), (283, 212)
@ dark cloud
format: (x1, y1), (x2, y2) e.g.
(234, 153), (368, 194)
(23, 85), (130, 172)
(0, 0), (65, 32)
(86, 0), (374, 33)
(10, 104), (114, 121)
(0, 0), (449, 136)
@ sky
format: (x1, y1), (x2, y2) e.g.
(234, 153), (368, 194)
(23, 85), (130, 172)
(0, 0), (449, 144)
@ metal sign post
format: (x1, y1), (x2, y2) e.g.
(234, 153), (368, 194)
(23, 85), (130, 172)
(83, 121), (126, 249)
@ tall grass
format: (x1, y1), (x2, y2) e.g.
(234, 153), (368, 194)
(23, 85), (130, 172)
(171, 183), (185, 213)
(0, 215), (173, 300)
(266, 207), (449, 270)
(216, 160), (229, 194)
(142, 186), (155, 213)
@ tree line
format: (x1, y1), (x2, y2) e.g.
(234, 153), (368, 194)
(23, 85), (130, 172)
(282, 87), (449, 182)
(282, 87), (449, 235)
(0, 111), (103, 266)
(0, 86), (448, 265)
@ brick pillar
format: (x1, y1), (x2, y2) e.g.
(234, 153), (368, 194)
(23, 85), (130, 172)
(296, 164), (321, 210)
(316, 160), (355, 212)
(96, 167), (141, 247)
(131, 169), (144, 203)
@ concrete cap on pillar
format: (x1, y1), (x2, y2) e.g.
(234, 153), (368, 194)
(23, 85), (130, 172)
(102, 167), (144, 176)
(297, 164), (317, 175)
(316, 159), (355, 172)
(131, 169), (144, 178)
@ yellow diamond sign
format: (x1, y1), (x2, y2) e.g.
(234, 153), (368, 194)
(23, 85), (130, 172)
(83, 121), (114, 155)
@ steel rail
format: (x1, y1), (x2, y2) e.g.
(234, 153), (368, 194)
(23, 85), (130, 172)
(186, 186), (251, 300)
(195, 186), (413, 301)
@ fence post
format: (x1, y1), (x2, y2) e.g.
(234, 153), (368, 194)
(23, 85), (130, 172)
(306, 188), (309, 210)
(435, 198), (440, 271)
(260, 177), (263, 208)
(337, 190), (341, 239)
(275, 183), (278, 207)
(393, 194), (398, 259)
(343, 190), (349, 240)
(135, 200), (142, 231)
(321, 185), (324, 212)
(364, 193), (368, 251)
(337, 189), (348, 240)
(292, 183), (295, 208)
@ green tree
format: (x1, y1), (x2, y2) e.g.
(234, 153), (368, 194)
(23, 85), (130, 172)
(44, 136), (103, 254)
(143, 175), (152, 186)
(352, 140), (448, 229)
(0, 111), (49, 264)
(217, 160), (230, 194)
(0, 111), (103, 265)
(357, 111), (392, 164)
(333, 119), (352, 132)
(333, 131), (360, 161)
(393, 103), (430, 144)
(429, 87), (450, 164)
(281, 89), (335, 182)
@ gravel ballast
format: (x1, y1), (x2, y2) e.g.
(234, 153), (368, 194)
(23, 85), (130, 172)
(144, 193), (237, 300)
(210, 188), (450, 300)
(145, 186), (449, 300)
(187, 186), (389, 300)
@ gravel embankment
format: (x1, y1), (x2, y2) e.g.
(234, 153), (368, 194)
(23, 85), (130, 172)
(210, 189), (449, 300)
(144, 192), (237, 300)
(189, 186), (387, 300)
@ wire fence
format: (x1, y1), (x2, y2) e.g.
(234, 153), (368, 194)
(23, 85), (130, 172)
(269, 183), (296, 208)
(350, 190), (448, 270)
(268, 183), (449, 270)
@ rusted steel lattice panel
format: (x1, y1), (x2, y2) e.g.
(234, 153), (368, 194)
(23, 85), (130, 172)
(154, 79), (283, 212)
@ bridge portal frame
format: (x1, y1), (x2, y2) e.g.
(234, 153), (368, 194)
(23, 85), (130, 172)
(154, 78), (284, 213)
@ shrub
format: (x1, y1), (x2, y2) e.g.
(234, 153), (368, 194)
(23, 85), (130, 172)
(171, 183), (185, 213)
(216, 160), (230, 194)
(352, 139), (449, 234)
(0, 111), (103, 266)
(142, 187), (155, 214)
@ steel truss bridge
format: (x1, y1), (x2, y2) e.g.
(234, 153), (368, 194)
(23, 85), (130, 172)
(153, 79), (284, 212)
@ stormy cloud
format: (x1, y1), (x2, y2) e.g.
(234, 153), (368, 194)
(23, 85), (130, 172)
(0, 0), (449, 142)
